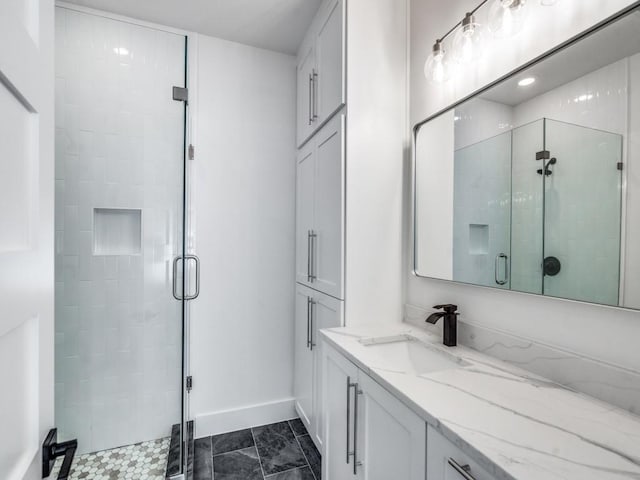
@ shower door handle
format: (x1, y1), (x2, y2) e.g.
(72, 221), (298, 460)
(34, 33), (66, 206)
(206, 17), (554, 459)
(184, 255), (200, 300)
(172, 256), (182, 300)
(172, 255), (201, 300)
(495, 253), (508, 286)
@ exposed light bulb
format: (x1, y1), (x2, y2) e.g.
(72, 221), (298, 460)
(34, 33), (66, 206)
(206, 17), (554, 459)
(424, 40), (450, 83)
(488, 0), (529, 38)
(452, 13), (485, 64)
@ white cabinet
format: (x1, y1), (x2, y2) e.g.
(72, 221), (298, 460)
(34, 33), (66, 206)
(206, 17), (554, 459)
(296, 113), (345, 299)
(427, 425), (497, 480)
(294, 284), (343, 449)
(296, 0), (345, 147)
(323, 342), (359, 480)
(322, 343), (426, 480)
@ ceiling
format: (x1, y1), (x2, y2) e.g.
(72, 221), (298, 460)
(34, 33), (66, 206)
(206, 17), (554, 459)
(482, 10), (640, 106)
(63, 0), (322, 55)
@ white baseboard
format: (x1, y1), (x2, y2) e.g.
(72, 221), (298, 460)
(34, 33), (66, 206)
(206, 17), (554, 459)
(194, 397), (297, 439)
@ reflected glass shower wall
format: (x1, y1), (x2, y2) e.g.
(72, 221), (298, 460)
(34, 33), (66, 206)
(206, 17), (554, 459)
(453, 118), (622, 305)
(55, 8), (186, 454)
(543, 119), (622, 305)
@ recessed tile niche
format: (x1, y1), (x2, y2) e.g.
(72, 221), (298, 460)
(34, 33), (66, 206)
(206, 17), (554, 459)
(469, 224), (489, 255)
(93, 208), (142, 255)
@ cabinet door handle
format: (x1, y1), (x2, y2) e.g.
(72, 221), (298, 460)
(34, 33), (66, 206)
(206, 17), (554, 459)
(346, 377), (354, 464)
(306, 296), (312, 348)
(448, 458), (477, 480)
(308, 73), (313, 125)
(308, 230), (317, 282)
(312, 69), (318, 120)
(309, 298), (316, 351)
(352, 383), (362, 475)
(495, 253), (508, 286)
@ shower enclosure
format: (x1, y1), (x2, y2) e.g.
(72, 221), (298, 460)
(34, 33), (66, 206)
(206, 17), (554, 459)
(453, 118), (622, 305)
(55, 6), (193, 477)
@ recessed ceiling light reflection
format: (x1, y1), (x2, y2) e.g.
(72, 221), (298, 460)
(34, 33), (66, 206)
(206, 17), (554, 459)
(518, 77), (536, 87)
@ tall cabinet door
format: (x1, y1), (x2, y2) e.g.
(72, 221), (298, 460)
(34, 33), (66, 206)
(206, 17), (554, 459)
(314, 114), (345, 299)
(296, 142), (316, 285)
(311, 292), (344, 449)
(294, 284), (315, 427)
(356, 372), (426, 480)
(297, 44), (316, 147)
(323, 344), (359, 480)
(316, 0), (345, 122)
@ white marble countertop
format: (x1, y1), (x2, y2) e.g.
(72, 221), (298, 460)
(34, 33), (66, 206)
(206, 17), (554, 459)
(321, 325), (640, 480)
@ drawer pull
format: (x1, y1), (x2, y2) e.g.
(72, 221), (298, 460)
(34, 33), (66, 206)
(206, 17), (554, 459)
(448, 458), (476, 480)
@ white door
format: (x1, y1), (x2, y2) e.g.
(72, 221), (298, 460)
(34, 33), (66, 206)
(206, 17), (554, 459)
(315, 0), (345, 124)
(311, 291), (343, 449)
(296, 141), (316, 286)
(323, 343), (358, 480)
(314, 114), (345, 299)
(356, 372), (426, 480)
(0, 1), (54, 479)
(294, 284), (315, 429)
(296, 43), (316, 147)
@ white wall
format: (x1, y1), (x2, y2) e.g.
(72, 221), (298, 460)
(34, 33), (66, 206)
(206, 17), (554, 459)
(190, 35), (297, 437)
(344, 0), (408, 326)
(408, 0), (640, 376)
(414, 112), (454, 279)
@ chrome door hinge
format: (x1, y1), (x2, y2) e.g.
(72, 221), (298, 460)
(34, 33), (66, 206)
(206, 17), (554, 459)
(188, 144), (195, 160)
(186, 376), (193, 392)
(173, 86), (188, 103)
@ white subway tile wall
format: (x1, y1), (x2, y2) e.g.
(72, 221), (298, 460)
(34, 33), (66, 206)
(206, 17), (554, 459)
(54, 7), (185, 453)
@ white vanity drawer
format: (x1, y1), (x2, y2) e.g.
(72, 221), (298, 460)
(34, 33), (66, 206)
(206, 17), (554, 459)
(427, 425), (497, 480)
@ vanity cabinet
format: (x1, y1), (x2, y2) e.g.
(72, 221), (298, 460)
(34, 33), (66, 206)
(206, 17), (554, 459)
(294, 284), (344, 449)
(296, 0), (345, 147)
(427, 425), (496, 480)
(322, 343), (426, 480)
(295, 113), (345, 300)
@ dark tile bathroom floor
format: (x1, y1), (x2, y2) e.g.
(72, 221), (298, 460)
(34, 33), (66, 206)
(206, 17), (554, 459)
(194, 419), (321, 480)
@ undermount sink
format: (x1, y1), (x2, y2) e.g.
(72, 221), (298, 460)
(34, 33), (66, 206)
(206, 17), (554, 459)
(358, 334), (471, 375)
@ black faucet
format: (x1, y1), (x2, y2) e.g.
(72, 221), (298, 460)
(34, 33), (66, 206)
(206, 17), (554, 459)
(425, 304), (459, 347)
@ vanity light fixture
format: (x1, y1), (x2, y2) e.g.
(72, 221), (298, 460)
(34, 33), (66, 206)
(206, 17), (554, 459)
(518, 77), (536, 86)
(424, 40), (450, 84)
(452, 12), (485, 64)
(488, 0), (528, 38)
(425, 0), (559, 83)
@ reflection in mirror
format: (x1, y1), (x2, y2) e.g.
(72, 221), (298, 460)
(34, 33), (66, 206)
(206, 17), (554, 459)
(414, 7), (640, 309)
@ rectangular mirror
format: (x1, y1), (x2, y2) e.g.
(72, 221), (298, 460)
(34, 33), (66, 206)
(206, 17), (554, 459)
(414, 6), (640, 309)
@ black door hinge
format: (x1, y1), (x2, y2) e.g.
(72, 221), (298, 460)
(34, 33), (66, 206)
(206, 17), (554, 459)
(186, 376), (193, 392)
(173, 86), (188, 103)
(618, 162), (623, 171)
(536, 150), (551, 160)
(43, 428), (77, 480)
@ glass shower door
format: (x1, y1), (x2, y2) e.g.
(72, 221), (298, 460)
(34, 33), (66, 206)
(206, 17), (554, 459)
(453, 131), (512, 288)
(55, 7), (189, 477)
(542, 119), (623, 305)
(510, 120), (545, 295)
